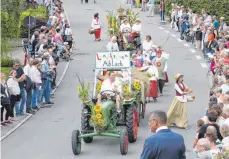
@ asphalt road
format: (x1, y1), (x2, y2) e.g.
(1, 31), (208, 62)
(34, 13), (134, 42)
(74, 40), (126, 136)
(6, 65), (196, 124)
(1, 0), (210, 159)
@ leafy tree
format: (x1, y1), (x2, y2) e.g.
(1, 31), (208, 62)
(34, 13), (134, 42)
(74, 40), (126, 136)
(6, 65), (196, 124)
(165, 0), (229, 24)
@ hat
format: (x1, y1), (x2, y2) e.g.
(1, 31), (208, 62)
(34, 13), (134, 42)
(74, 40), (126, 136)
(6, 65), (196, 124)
(174, 74), (183, 81)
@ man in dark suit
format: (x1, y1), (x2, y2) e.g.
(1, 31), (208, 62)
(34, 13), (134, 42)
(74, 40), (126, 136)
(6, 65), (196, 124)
(140, 110), (186, 159)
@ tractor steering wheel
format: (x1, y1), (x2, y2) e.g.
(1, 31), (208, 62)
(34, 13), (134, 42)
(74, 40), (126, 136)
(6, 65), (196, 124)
(100, 90), (117, 100)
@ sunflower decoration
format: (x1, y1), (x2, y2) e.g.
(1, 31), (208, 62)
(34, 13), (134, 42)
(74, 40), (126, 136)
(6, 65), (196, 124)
(96, 81), (102, 93)
(133, 80), (141, 92)
(98, 119), (104, 125)
(94, 104), (102, 112)
(91, 115), (96, 120)
(96, 113), (102, 119)
(122, 84), (131, 98)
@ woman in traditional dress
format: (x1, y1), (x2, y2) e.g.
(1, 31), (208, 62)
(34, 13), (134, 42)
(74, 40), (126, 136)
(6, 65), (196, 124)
(167, 74), (194, 129)
(91, 13), (101, 41)
(142, 35), (154, 61)
(140, 59), (159, 102)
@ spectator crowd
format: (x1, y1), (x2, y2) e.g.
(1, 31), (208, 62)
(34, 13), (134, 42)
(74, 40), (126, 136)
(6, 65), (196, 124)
(1, 0), (73, 126)
(169, 4), (229, 159)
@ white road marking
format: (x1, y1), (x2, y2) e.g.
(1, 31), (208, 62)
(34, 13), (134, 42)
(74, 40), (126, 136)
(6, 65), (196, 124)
(196, 55), (202, 60)
(177, 38), (182, 42)
(171, 34), (176, 37)
(184, 43), (190, 47)
(189, 49), (196, 53)
(164, 30), (170, 33)
(200, 63), (208, 68)
(158, 26), (164, 30)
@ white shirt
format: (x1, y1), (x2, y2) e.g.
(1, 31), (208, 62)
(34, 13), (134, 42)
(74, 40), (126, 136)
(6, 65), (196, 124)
(132, 24), (142, 32)
(148, 65), (159, 80)
(91, 18), (101, 29)
(143, 40), (154, 58)
(100, 78), (117, 92)
(48, 54), (55, 66)
(7, 77), (20, 95)
(23, 64), (32, 78)
(174, 83), (188, 102)
(65, 28), (72, 35)
(120, 23), (131, 32)
(106, 41), (119, 52)
(31, 66), (42, 83)
(225, 118), (229, 125)
(156, 126), (168, 133)
(220, 83), (229, 94)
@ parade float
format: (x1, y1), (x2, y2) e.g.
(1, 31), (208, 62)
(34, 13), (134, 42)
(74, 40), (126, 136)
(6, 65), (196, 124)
(72, 51), (148, 155)
(106, 7), (141, 51)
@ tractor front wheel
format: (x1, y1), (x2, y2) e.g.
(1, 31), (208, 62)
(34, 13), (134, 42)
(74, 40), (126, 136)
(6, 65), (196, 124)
(81, 107), (94, 143)
(72, 130), (81, 155)
(126, 106), (138, 143)
(120, 129), (128, 155)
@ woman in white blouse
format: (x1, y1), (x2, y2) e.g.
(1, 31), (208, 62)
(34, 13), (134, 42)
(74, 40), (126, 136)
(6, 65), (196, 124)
(167, 74), (194, 129)
(120, 19), (131, 33)
(31, 59), (42, 110)
(132, 19), (142, 33)
(7, 70), (21, 121)
(91, 13), (102, 41)
(106, 36), (119, 52)
(142, 35), (154, 60)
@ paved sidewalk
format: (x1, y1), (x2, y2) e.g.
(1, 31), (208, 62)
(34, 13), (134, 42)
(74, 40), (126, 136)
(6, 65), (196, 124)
(1, 47), (70, 140)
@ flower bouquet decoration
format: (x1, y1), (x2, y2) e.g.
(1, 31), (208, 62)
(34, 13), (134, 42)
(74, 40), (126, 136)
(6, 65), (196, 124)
(122, 83), (131, 100)
(76, 74), (90, 103)
(96, 80), (102, 94)
(132, 80), (141, 93)
(90, 104), (106, 129)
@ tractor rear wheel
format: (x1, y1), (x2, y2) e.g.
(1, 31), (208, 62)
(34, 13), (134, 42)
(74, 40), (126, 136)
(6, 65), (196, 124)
(72, 130), (81, 155)
(81, 106), (94, 143)
(126, 105), (138, 143)
(120, 129), (128, 155)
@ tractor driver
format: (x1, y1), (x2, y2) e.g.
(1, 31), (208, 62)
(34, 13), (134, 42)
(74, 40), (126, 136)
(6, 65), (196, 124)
(97, 71), (122, 113)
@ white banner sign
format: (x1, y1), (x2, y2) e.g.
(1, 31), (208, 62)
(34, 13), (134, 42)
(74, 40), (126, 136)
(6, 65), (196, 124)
(95, 51), (130, 69)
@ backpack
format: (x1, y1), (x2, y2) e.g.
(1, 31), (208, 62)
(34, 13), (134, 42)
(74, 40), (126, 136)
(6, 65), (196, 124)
(24, 75), (33, 92)
(1, 84), (10, 105)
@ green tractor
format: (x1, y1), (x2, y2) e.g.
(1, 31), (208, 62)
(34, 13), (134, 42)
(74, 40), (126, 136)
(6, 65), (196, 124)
(72, 51), (145, 155)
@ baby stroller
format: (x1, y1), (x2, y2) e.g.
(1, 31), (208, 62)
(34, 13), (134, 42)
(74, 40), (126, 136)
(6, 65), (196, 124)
(180, 21), (191, 41)
(183, 27), (195, 42)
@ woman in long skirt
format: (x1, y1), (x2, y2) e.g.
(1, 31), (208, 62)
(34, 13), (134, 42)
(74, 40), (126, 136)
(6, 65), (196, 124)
(91, 13), (101, 41)
(167, 74), (194, 129)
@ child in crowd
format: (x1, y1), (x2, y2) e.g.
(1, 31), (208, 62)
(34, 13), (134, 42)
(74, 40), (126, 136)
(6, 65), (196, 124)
(193, 119), (205, 148)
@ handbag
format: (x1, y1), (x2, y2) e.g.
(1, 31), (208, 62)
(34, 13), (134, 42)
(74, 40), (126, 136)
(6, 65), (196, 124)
(88, 29), (95, 34)
(64, 35), (73, 41)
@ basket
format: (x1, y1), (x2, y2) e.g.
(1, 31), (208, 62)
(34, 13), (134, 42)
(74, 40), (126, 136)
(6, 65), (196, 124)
(88, 29), (95, 34)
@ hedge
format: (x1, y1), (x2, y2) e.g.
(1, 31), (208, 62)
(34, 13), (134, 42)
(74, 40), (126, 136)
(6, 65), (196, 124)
(165, 0), (229, 24)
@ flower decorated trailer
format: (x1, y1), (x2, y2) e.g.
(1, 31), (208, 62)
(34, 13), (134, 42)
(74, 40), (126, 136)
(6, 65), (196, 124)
(106, 7), (141, 51)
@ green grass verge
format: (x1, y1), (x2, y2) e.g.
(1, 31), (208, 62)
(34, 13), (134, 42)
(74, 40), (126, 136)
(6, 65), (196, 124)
(1, 67), (11, 76)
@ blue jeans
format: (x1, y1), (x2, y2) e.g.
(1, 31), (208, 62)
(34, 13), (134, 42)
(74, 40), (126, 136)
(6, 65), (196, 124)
(32, 83), (41, 108)
(43, 80), (51, 103)
(37, 84), (44, 105)
(15, 88), (26, 114)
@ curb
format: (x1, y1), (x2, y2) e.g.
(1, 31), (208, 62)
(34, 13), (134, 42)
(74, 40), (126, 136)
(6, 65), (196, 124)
(1, 9), (72, 142)
(1, 114), (33, 141)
